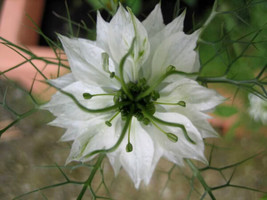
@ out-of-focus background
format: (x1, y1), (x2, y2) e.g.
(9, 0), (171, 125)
(0, 0), (266, 199)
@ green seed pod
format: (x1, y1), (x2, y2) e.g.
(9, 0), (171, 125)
(166, 132), (178, 142)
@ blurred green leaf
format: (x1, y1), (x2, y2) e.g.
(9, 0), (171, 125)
(214, 105), (238, 117)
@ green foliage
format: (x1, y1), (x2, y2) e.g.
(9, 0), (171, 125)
(214, 105), (238, 117)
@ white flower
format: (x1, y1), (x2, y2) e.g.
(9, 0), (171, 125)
(248, 94), (267, 124)
(42, 4), (224, 188)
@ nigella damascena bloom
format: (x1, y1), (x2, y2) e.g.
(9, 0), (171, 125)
(42, 4), (224, 188)
(248, 94), (267, 124)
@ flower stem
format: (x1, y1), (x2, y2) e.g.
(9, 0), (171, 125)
(185, 159), (216, 200)
(77, 153), (105, 200)
(136, 69), (198, 101)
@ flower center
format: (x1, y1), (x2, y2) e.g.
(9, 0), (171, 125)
(114, 78), (159, 125)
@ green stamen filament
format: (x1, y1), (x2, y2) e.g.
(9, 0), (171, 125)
(83, 92), (115, 100)
(154, 101), (186, 107)
(105, 111), (120, 127)
(136, 67), (198, 101)
(126, 118), (133, 152)
(151, 120), (178, 142)
(47, 81), (129, 113)
(139, 104), (196, 144)
(83, 105), (134, 159)
(118, 37), (136, 101)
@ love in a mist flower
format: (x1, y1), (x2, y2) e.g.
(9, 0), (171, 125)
(248, 94), (267, 124)
(42, 4), (224, 188)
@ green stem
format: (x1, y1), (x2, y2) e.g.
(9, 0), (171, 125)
(0, 108), (37, 138)
(136, 69), (198, 101)
(197, 76), (267, 99)
(185, 159), (216, 200)
(77, 153), (105, 200)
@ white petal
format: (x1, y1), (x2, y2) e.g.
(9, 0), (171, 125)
(42, 81), (114, 120)
(142, 3), (164, 38)
(158, 105), (218, 138)
(119, 118), (154, 188)
(157, 10), (185, 38)
(48, 73), (75, 89)
(66, 114), (120, 164)
(107, 151), (122, 176)
(96, 11), (111, 54)
(143, 11), (186, 80)
(108, 5), (150, 81)
(49, 118), (86, 141)
(58, 35), (120, 88)
(150, 31), (200, 83)
(153, 112), (207, 164)
(159, 78), (225, 111)
(249, 94), (267, 124)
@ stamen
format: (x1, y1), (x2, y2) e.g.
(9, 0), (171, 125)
(110, 72), (115, 78)
(101, 52), (110, 73)
(105, 111), (120, 127)
(101, 52), (116, 79)
(177, 101), (186, 107)
(151, 120), (178, 143)
(83, 92), (115, 100)
(166, 65), (176, 72)
(126, 143), (133, 152)
(138, 104), (196, 144)
(47, 82), (125, 114)
(154, 100), (186, 107)
(126, 118), (133, 152)
(119, 37), (136, 101)
(83, 93), (92, 99)
(136, 68), (198, 101)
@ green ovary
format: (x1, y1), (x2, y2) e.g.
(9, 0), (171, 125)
(114, 78), (158, 125)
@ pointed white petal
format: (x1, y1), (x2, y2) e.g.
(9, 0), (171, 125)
(42, 81), (114, 120)
(119, 118), (154, 188)
(143, 11), (187, 80)
(159, 78), (225, 111)
(153, 112), (208, 164)
(58, 35), (120, 88)
(142, 3), (164, 38)
(150, 31), (200, 83)
(108, 5), (150, 81)
(158, 105), (218, 138)
(66, 114), (120, 164)
(107, 151), (122, 176)
(96, 11), (110, 54)
(48, 73), (75, 89)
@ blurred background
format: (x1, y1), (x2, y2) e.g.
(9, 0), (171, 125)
(0, 0), (266, 199)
